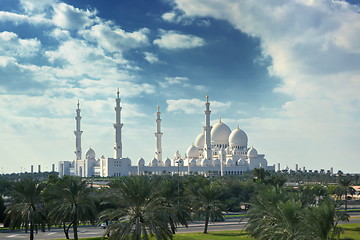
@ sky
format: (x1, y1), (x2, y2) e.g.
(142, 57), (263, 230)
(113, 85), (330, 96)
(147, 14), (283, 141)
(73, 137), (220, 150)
(0, 0), (359, 174)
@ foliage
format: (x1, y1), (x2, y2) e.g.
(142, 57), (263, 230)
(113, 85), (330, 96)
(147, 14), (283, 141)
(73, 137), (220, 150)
(5, 177), (47, 240)
(100, 175), (174, 240)
(44, 175), (97, 240)
(246, 185), (349, 240)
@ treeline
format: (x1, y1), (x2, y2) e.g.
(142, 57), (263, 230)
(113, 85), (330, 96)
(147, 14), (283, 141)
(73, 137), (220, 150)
(0, 170), (358, 240)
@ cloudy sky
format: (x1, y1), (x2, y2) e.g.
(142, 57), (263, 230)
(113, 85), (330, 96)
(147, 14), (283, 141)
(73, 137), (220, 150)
(0, 0), (359, 173)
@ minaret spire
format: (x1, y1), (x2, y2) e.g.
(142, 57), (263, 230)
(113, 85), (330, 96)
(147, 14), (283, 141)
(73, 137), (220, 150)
(74, 100), (83, 161)
(113, 89), (123, 159)
(155, 105), (163, 163)
(203, 94), (212, 161)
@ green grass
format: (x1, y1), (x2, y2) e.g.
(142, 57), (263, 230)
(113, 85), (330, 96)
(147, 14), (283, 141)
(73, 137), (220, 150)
(48, 223), (360, 240)
(341, 224), (360, 240)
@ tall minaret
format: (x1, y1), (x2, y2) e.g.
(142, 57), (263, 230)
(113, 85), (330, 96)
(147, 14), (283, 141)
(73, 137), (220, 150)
(74, 100), (83, 161)
(203, 94), (212, 161)
(154, 106), (163, 163)
(113, 89), (123, 159)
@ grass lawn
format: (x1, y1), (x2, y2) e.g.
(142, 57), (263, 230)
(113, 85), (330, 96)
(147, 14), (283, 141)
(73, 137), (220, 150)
(341, 224), (360, 239)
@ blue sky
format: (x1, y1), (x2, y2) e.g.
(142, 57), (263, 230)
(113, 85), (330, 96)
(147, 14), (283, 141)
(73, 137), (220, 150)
(0, 0), (359, 173)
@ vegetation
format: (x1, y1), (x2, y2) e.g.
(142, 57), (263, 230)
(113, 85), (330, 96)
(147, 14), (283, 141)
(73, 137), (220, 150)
(1, 169), (360, 240)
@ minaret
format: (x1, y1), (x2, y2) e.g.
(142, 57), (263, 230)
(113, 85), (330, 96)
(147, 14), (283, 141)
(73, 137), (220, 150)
(74, 100), (83, 161)
(154, 106), (163, 163)
(113, 89), (123, 159)
(203, 94), (213, 161)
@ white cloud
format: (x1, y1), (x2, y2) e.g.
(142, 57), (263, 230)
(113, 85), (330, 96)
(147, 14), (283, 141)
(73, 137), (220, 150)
(0, 31), (41, 57)
(0, 11), (51, 25)
(167, 98), (231, 114)
(158, 76), (205, 91)
(144, 52), (159, 64)
(154, 30), (205, 49)
(171, 0), (360, 171)
(52, 2), (96, 30)
(81, 24), (150, 52)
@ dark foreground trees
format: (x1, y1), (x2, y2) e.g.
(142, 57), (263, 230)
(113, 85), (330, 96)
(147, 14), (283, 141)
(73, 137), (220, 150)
(246, 185), (349, 240)
(100, 176), (174, 240)
(5, 178), (47, 240)
(45, 176), (97, 240)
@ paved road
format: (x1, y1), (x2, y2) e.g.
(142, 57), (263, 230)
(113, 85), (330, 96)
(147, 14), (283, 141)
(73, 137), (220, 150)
(1, 214), (359, 239)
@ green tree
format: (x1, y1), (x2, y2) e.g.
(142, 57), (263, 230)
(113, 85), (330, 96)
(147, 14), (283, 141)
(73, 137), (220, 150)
(100, 176), (173, 240)
(45, 176), (96, 240)
(5, 178), (47, 240)
(160, 177), (191, 234)
(337, 176), (355, 210)
(193, 184), (223, 234)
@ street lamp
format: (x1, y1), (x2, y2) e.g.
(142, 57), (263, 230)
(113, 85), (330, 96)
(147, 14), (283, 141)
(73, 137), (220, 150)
(175, 160), (180, 204)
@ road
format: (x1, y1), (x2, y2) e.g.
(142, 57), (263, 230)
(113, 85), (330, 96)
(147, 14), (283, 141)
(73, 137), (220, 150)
(1, 214), (359, 239)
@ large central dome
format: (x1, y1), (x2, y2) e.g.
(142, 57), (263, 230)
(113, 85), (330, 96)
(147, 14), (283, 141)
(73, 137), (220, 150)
(211, 121), (231, 145)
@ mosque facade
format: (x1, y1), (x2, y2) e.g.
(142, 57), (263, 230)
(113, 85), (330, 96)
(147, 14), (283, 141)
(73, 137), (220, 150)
(58, 91), (275, 178)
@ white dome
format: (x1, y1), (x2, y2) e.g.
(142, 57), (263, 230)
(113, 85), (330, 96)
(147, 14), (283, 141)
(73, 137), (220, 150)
(85, 147), (95, 159)
(165, 158), (171, 166)
(201, 158), (210, 166)
(213, 158), (220, 166)
(226, 159), (233, 166)
(186, 144), (199, 159)
(238, 158), (247, 166)
(211, 121), (231, 145)
(247, 146), (258, 158)
(229, 127), (248, 148)
(194, 132), (205, 149)
(138, 158), (145, 166)
(151, 158), (158, 167)
(189, 158), (197, 166)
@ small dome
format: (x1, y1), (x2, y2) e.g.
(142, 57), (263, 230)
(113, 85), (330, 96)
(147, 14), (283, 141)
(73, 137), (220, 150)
(189, 158), (197, 166)
(226, 159), (233, 166)
(194, 131), (205, 149)
(247, 146), (258, 158)
(229, 127), (248, 148)
(186, 144), (199, 159)
(213, 158), (220, 166)
(238, 158), (247, 166)
(85, 147), (95, 159)
(165, 158), (171, 166)
(138, 158), (145, 166)
(211, 121), (231, 145)
(151, 158), (158, 167)
(201, 158), (210, 166)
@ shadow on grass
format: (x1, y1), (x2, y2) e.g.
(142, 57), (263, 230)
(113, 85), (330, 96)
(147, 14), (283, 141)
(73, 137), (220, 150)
(207, 231), (248, 237)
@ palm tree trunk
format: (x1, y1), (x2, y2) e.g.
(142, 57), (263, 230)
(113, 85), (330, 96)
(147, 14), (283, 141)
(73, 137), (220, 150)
(204, 211), (209, 234)
(63, 222), (70, 239)
(30, 222), (34, 240)
(345, 189), (348, 210)
(73, 220), (78, 240)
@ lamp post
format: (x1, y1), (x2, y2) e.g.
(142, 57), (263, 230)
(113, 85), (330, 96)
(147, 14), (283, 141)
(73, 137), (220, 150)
(175, 160), (180, 204)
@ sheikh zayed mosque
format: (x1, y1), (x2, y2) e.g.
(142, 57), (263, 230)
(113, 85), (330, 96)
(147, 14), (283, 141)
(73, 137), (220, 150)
(58, 91), (275, 177)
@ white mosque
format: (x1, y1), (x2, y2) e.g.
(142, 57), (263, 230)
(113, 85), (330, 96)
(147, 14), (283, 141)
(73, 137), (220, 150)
(58, 91), (275, 177)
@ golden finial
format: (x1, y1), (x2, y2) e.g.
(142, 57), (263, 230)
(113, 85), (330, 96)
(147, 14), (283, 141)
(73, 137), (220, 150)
(206, 93), (209, 102)
(157, 105), (160, 112)
(117, 88), (120, 98)
(77, 99), (80, 109)
(219, 117), (222, 123)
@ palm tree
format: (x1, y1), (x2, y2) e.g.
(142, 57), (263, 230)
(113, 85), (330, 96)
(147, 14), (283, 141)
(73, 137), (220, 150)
(45, 175), (96, 240)
(100, 176), (173, 240)
(193, 184), (223, 234)
(5, 178), (47, 240)
(159, 177), (191, 234)
(303, 198), (349, 240)
(246, 186), (305, 240)
(337, 176), (355, 210)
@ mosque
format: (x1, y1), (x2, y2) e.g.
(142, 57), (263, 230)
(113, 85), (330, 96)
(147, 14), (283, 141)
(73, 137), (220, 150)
(58, 91), (275, 177)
